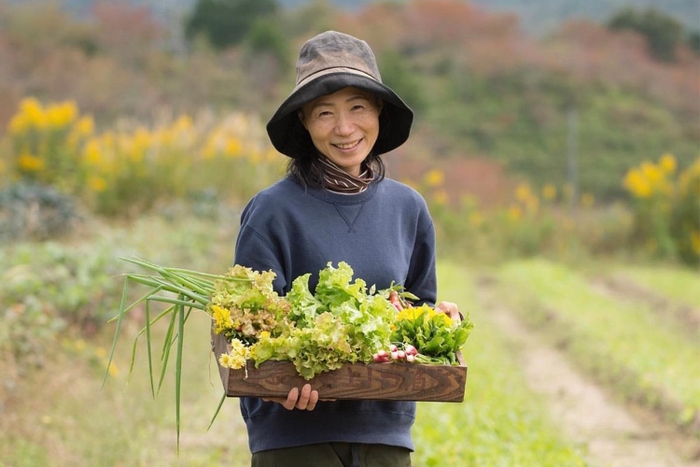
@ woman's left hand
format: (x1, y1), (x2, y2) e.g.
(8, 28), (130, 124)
(437, 301), (462, 322)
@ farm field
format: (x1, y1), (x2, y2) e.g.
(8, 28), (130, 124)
(1, 214), (698, 466)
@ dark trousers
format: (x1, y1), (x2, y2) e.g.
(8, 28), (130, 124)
(251, 443), (412, 467)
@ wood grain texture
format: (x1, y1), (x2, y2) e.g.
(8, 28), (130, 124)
(212, 331), (467, 402)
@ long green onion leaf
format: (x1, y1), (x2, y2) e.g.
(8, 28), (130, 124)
(158, 309), (178, 394)
(145, 297), (154, 398)
(175, 295), (185, 453)
(103, 275), (131, 387)
(207, 391), (228, 432)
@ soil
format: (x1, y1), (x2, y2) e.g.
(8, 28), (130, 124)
(476, 276), (700, 467)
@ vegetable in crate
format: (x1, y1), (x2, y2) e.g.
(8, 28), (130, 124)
(214, 261), (398, 379)
(390, 303), (473, 365)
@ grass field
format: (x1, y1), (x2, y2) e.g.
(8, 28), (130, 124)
(2, 213), (699, 466)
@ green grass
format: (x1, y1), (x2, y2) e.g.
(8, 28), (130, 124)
(496, 258), (700, 434)
(412, 262), (591, 467)
(0, 311), (251, 467)
(0, 245), (593, 466)
(613, 264), (700, 307)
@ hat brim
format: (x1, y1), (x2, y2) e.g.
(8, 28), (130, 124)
(266, 72), (414, 159)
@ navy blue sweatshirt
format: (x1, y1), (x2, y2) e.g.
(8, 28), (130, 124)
(234, 175), (437, 453)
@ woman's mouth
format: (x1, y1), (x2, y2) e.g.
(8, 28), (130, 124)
(334, 139), (362, 150)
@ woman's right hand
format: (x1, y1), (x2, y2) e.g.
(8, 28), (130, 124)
(263, 383), (319, 411)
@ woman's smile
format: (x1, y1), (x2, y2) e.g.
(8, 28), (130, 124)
(300, 87), (382, 176)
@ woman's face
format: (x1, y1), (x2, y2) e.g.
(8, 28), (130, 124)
(300, 86), (382, 177)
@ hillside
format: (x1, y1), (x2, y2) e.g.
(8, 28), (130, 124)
(1, 0), (697, 200)
(18, 0), (700, 34)
(468, 0), (700, 34)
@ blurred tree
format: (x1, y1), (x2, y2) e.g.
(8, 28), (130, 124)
(607, 7), (684, 62)
(184, 0), (279, 50)
(245, 17), (291, 68)
(379, 49), (427, 114)
(687, 30), (700, 56)
(282, 0), (335, 38)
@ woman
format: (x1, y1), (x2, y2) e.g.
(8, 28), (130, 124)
(234, 30), (461, 467)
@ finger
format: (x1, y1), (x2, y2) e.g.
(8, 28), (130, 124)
(306, 388), (319, 411)
(296, 384), (313, 410)
(283, 387), (299, 410)
(437, 301), (462, 321)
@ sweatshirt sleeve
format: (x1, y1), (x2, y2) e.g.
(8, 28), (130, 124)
(234, 198), (289, 294)
(404, 201), (438, 307)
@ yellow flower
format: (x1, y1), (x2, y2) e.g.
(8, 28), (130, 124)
(623, 169), (651, 198)
(8, 113), (28, 135)
(396, 306), (424, 322)
(75, 115), (95, 136)
(658, 153), (676, 174)
(83, 139), (102, 164)
(542, 184), (557, 201)
(219, 338), (249, 369)
(396, 304), (451, 327)
(212, 305), (234, 335)
(691, 230), (700, 255)
(515, 183), (533, 203)
(225, 137), (242, 157)
(20, 97), (48, 129)
(424, 169), (444, 187)
(46, 100), (78, 128)
(507, 205), (522, 221)
(88, 176), (107, 192)
(17, 153), (45, 172)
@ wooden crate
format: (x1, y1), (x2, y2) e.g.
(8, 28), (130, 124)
(212, 331), (467, 402)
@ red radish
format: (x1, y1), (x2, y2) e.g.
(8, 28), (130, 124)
(389, 291), (403, 311)
(373, 352), (389, 363)
(404, 344), (417, 356)
(406, 354), (415, 363)
(397, 350), (406, 360)
(390, 344), (398, 352)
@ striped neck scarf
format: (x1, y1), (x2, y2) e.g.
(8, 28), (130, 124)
(316, 156), (375, 194)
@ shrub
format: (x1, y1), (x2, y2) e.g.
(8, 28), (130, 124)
(0, 182), (80, 241)
(623, 154), (700, 265)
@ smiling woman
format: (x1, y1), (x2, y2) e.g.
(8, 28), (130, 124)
(299, 87), (382, 177)
(231, 30), (464, 467)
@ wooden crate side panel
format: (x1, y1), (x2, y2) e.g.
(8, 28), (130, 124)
(212, 330), (467, 402)
(227, 360), (466, 402)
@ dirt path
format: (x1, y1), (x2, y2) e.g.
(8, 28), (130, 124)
(475, 278), (700, 467)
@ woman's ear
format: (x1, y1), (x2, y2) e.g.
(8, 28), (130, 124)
(298, 109), (307, 130)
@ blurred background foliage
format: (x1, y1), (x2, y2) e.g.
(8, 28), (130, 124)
(1, 0), (698, 266)
(1, 2), (699, 464)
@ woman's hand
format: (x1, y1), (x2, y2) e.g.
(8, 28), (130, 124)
(437, 301), (462, 322)
(263, 383), (319, 411)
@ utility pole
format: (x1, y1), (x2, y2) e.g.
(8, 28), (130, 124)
(567, 106), (579, 216)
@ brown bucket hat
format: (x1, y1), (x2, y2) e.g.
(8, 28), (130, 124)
(266, 30), (414, 159)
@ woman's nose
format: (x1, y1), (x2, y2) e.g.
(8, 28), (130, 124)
(334, 112), (354, 135)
